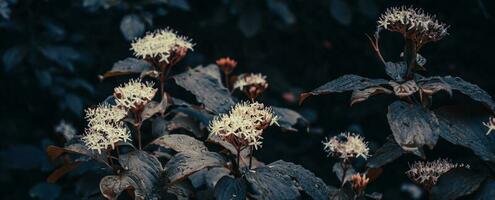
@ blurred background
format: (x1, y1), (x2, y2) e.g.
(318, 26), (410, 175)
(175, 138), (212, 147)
(1, 0), (494, 199)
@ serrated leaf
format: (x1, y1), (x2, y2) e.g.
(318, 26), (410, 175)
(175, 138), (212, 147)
(384, 61), (407, 82)
(102, 57), (152, 79)
(350, 86), (392, 106)
(244, 167), (300, 200)
(268, 160), (330, 200)
(387, 101), (440, 156)
(442, 76), (495, 111)
(367, 136), (403, 168)
(272, 107), (308, 131)
(435, 105), (495, 162)
(430, 168), (486, 200)
(300, 74), (388, 104)
(120, 14), (145, 41)
(173, 64), (235, 114)
(148, 134), (207, 154)
(214, 176), (247, 200)
(164, 152), (226, 184)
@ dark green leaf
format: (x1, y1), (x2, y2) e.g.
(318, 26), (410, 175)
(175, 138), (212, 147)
(244, 167), (300, 200)
(164, 152), (226, 183)
(431, 168), (486, 200)
(173, 64), (235, 113)
(300, 74), (388, 104)
(417, 76), (452, 96)
(269, 160), (330, 200)
(40, 45), (81, 72)
(443, 76), (495, 111)
(167, 0), (190, 11)
(2, 45), (26, 72)
(267, 0), (296, 25)
(102, 57), (152, 78)
(214, 176), (247, 200)
(350, 86), (392, 106)
(272, 107), (308, 131)
(384, 61), (407, 82)
(387, 101), (440, 156)
(148, 134), (207, 154)
(473, 179), (495, 200)
(120, 14), (145, 41)
(141, 97), (169, 121)
(435, 105), (495, 162)
(100, 150), (162, 200)
(330, 0), (352, 26)
(367, 136), (403, 168)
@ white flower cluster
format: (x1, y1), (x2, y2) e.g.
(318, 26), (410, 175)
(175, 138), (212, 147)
(82, 104), (131, 154)
(209, 102), (279, 150)
(322, 132), (369, 160)
(233, 73), (268, 91)
(114, 79), (157, 110)
(377, 7), (448, 43)
(483, 117), (495, 135)
(130, 28), (193, 63)
(406, 159), (469, 187)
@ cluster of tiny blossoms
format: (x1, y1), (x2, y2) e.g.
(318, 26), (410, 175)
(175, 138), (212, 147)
(322, 132), (369, 160)
(82, 104), (131, 153)
(377, 7), (448, 46)
(114, 79), (157, 111)
(130, 28), (193, 63)
(233, 73), (268, 91)
(483, 117), (495, 135)
(209, 102), (279, 150)
(406, 159), (469, 188)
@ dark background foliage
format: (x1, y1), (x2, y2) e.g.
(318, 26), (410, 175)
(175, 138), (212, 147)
(1, 0), (494, 199)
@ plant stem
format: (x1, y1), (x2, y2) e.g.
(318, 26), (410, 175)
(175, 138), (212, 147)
(340, 160), (348, 188)
(404, 38), (417, 80)
(248, 146), (254, 169)
(134, 112), (143, 150)
(224, 71), (230, 91)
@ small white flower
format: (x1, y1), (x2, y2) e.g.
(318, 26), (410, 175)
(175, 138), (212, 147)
(82, 104), (131, 154)
(233, 73), (268, 91)
(131, 28), (193, 63)
(406, 159), (469, 188)
(209, 102), (278, 150)
(322, 132), (369, 160)
(114, 79), (157, 110)
(483, 117), (495, 135)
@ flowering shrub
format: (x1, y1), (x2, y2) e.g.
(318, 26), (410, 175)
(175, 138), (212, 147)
(301, 6), (495, 200)
(38, 5), (495, 200)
